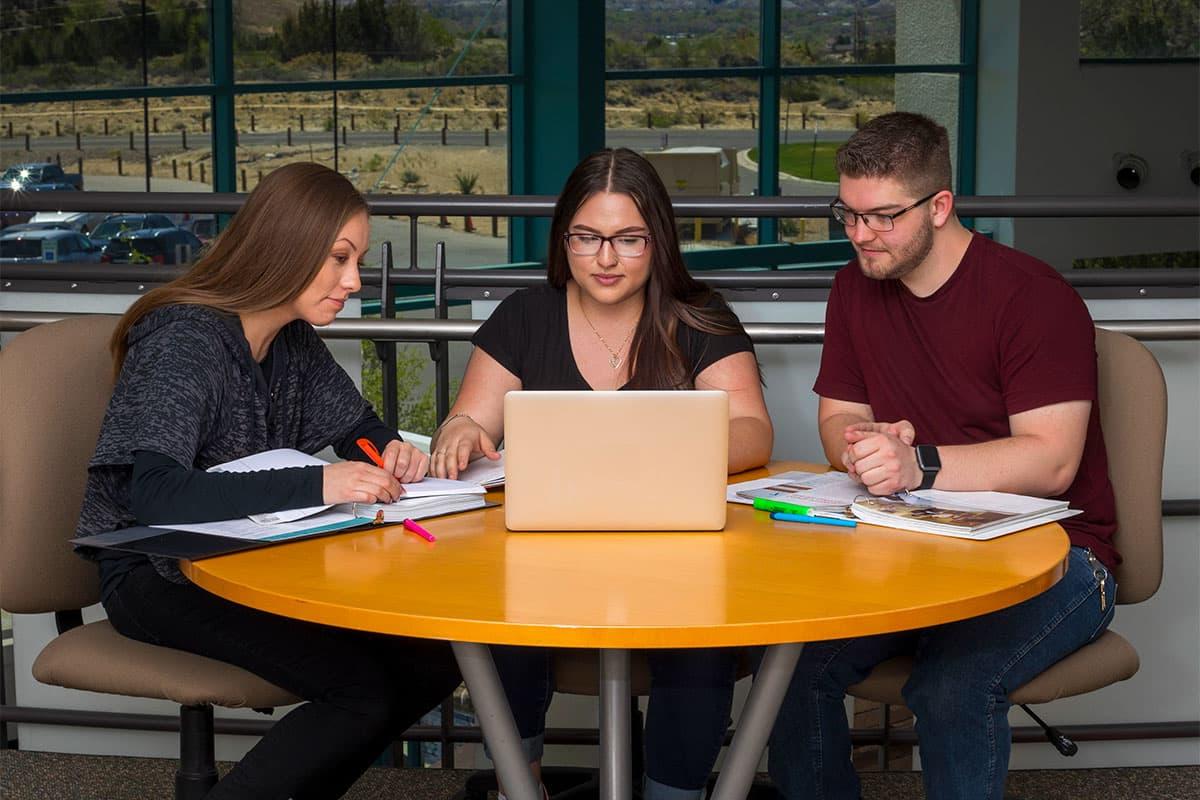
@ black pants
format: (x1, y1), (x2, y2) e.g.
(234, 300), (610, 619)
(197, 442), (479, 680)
(103, 563), (462, 800)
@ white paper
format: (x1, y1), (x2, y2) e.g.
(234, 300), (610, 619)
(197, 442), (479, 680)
(726, 470), (863, 510)
(904, 489), (1068, 515)
(152, 508), (362, 542)
(398, 477), (487, 497)
(207, 448), (333, 524)
(456, 451), (506, 487)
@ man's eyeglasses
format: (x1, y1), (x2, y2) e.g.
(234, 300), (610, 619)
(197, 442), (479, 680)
(564, 232), (652, 258)
(829, 191), (939, 232)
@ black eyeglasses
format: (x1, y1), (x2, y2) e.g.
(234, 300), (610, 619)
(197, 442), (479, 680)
(563, 232), (652, 258)
(829, 191), (939, 232)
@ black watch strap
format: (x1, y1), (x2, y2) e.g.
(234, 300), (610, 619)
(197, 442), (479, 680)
(915, 445), (941, 491)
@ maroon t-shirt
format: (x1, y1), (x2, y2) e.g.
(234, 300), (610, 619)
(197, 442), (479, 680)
(814, 233), (1119, 568)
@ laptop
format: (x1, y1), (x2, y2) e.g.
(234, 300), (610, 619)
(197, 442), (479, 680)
(503, 390), (729, 531)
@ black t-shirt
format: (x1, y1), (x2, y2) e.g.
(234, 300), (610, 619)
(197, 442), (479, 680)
(472, 284), (755, 389)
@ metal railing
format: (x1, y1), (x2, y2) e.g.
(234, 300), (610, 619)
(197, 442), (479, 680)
(4, 189), (1199, 217)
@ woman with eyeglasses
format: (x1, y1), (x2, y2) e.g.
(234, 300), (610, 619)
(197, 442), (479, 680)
(429, 147), (773, 800)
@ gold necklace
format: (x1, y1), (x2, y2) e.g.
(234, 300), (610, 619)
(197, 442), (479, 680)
(578, 297), (637, 370)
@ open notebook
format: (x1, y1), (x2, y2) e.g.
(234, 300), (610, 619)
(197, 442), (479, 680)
(73, 448), (491, 559)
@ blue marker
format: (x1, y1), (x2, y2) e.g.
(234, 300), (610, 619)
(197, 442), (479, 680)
(770, 511), (858, 528)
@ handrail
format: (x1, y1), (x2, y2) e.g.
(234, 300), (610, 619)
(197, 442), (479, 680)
(2, 311), (1197, 342)
(2, 264), (1198, 289)
(3, 189), (1198, 218)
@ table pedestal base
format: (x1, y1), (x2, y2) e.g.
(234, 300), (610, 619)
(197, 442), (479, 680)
(453, 641), (804, 800)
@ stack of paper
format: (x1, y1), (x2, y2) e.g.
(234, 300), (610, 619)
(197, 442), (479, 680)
(456, 452), (506, 488)
(352, 494), (488, 522)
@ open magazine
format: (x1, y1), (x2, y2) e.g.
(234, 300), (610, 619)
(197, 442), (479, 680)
(851, 490), (1082, 540)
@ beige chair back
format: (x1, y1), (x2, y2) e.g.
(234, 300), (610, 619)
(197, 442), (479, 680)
(0, 316), (119, 613)
(1095, 328), (1167, 603)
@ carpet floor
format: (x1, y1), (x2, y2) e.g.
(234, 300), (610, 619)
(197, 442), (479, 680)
(1, 750), (1197, 799)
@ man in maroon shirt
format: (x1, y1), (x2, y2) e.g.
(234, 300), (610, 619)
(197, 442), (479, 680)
(766, 112), (1118, 800)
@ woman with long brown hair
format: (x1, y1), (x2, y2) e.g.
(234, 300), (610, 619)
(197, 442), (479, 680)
(429, 148), (773, 800)
(76, 162), (460, 799)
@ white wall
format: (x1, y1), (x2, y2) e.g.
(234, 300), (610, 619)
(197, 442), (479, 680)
(1004, 2), (1199, 267)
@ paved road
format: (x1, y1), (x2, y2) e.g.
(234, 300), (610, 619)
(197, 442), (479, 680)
(5, 126), (856, 154)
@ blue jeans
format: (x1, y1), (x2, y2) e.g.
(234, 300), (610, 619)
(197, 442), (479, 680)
(767, 545), (1116, 800)
(490, 645), (740, 799)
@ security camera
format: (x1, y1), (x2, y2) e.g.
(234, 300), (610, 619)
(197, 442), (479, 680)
(1112, 153), (1149, 190)
(1184, 151), (1199, 187)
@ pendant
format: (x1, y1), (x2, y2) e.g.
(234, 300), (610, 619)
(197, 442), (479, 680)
(609, 354), (622, 369)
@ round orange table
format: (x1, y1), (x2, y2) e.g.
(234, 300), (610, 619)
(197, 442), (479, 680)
(182, 462), (1069, 800)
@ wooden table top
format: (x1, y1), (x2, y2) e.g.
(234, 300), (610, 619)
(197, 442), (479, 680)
(182, 462), (1069, 649)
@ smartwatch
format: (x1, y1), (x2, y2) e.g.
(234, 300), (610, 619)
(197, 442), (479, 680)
(915, 445), (941, 490)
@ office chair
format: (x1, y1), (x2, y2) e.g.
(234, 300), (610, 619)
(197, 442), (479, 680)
(0, 316), (299, 800)
(846, 328), (1167, 758)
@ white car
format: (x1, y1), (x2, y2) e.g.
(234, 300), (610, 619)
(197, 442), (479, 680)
(0, 228), (103, 264)
(27, 211), (109, 235)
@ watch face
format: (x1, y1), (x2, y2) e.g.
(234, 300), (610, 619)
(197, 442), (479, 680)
(918, 445), (941, 471)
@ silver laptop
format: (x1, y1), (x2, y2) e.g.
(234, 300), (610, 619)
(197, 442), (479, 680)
(503, 390), (729, 531)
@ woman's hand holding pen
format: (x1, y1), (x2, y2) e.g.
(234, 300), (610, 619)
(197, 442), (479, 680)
(323, 462), (404, 504)
(430, 415), (500, 480)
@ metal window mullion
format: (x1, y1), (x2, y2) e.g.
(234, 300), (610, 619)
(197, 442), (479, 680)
(957, 0), (981, 198)
(209, 0), (237, 194)
(758, 0), (782, 244)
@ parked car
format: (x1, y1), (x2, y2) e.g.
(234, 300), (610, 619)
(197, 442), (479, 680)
(0, 228), (103, 264)
(0, 221), (74, 234)
(1, 162), (84, 191)
(28, 211), (109, 235)
(88, 213), (178, 247)
(100, 227), (202, 264)
(183, 216), (217, 243)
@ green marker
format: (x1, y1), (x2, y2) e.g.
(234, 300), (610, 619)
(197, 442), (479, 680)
(752, 497), (816, 516)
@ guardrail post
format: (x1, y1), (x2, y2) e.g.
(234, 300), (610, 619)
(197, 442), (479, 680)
(377, 241), (398, 429)
(432, 241), (450, 424)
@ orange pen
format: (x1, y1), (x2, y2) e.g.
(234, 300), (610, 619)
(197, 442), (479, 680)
(356, 437), (407, 500)
(355, 437), (386, 468)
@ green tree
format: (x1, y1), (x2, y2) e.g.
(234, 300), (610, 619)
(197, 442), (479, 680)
(1080, 0), (1199, 58)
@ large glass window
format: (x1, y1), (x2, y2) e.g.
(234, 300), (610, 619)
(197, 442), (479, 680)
(606, 77), (759, 253)
(782, 0), (899, 66)
(775, 74), (962, 246)
(1080, 0), (1199, 59)
(0, 1), (146, 90)
(606, 0), (760, 69)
